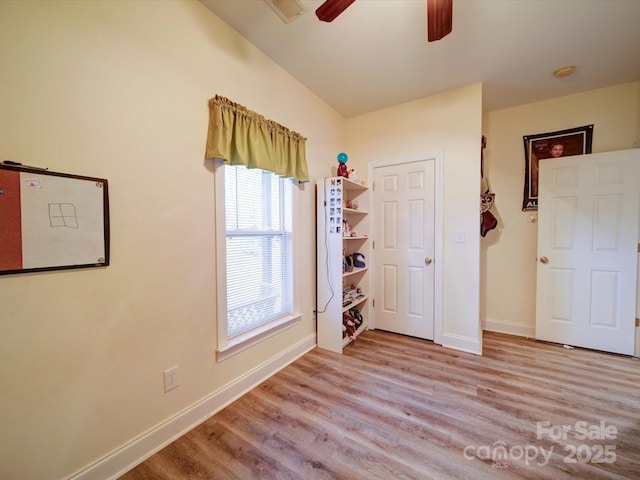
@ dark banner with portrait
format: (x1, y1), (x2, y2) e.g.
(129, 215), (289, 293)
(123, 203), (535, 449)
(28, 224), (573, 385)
(522, 124), (593, 211)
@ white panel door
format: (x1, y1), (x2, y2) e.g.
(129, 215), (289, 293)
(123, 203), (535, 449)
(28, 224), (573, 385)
(536, 149), (640, 355)
(373, 160), (435, 339)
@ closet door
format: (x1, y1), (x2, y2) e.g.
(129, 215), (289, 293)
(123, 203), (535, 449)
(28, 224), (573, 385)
(373, 159), (435, 340)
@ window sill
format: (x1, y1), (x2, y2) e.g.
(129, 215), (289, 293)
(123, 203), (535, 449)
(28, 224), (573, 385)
(216, 313), (302, 362)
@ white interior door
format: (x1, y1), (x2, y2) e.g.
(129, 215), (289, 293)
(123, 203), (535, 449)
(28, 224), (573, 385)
(536, 149), (640, 355)
(373, 160), (435, 339)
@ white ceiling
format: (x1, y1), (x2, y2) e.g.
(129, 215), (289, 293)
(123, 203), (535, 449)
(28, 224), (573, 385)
(200, 0), (640, 118)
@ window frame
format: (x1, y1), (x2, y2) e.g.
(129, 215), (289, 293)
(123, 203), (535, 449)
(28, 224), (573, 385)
(214, 161), (301, 361)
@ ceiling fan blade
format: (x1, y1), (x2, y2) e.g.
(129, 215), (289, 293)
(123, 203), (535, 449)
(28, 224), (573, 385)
(427, 0), (453, 42)
(316, 0), (356, 22)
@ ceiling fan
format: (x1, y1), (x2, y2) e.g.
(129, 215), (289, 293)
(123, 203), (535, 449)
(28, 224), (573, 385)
(315, 0), (453, 42)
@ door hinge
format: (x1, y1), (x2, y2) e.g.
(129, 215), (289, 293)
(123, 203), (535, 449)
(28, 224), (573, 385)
(372, 240), (375, 249)
(636, 317), (639, 327)
(372, 181), (375, 191)
(372, 299), (375, 308)
(637, 243), (640, 253)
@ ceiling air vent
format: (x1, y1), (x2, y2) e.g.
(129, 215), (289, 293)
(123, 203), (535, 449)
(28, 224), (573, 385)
(264, 0), (307, 23)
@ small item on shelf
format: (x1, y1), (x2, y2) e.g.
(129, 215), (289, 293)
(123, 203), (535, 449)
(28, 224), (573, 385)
(352, 252), (366, 268)
(347, 168), (366, 186)
(344, 255), (353, 272)
(342, 285), (366, 309)
(342, 219), (350, 237)
(344, 284), (357, 296)
(351, 200), (359, 210)
(342, 285), (357, 304)
(343, 312), (357, 340)
(349, 307), (363, 328)
(337, 152), (349, 178)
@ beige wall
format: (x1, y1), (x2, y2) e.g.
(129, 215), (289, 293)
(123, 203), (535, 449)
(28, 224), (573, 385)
(482, 81), (640, 335)
(637, 81), (640, 144)
(346, 83), (483, 352)
(0, 1), (344, 479)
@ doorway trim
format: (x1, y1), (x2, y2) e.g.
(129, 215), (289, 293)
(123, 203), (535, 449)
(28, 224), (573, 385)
(367, 151), (444, 345)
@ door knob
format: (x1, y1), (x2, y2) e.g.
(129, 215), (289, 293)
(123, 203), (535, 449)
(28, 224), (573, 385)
(425, 257), (433, 265)
(539, 256), (549, 264)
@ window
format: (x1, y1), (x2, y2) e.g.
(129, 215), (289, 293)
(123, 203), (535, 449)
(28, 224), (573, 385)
(216, 164), (300, 360)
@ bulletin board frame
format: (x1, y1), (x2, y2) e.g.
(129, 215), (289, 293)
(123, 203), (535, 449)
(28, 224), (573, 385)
(0, 164), (110, 275)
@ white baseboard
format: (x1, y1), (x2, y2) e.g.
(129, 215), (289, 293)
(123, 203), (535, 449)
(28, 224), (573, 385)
(441, 332), (482, 355)
(69, 333), (317, 480)
(483, 319), (535, 338)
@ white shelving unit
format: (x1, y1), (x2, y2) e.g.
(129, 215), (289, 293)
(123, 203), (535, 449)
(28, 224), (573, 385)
(316, 176), (370, 353)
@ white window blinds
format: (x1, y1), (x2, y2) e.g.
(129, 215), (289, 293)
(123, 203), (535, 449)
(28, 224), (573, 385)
(224, 165), (292, 337)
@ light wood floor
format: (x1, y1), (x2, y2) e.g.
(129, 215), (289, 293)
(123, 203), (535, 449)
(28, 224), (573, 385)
(120, 331), (640, 479)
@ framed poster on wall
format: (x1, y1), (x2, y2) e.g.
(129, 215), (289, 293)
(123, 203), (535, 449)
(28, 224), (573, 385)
(522, 124), (593, 211)
(0, 163), (109, 275)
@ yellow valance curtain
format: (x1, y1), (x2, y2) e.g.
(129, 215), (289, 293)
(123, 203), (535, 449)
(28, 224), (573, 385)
(205, 95), (309, 182)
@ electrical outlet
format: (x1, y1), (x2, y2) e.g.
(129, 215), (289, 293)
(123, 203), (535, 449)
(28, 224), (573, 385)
(163, 366), (179, 392)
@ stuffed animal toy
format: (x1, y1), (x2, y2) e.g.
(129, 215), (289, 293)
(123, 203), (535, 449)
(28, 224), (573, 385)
(336, 152), (349, 178)
(337, 160), (348, 178)
(343, 313), (357, 340)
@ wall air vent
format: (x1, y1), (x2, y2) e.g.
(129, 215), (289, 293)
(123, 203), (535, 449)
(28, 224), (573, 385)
(264, 0), (307, 23)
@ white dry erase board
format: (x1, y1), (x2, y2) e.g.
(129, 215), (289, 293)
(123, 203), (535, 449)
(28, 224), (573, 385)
(0, 164), (109, 275)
